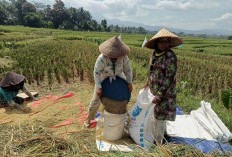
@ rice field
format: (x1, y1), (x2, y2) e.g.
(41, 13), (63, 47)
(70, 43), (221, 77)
(0, 25), (231, 156)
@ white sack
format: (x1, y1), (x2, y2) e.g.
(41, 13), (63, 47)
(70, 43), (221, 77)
(128, 88), (155, 150)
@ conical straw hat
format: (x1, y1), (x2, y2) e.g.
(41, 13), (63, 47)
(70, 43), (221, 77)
(99, 36), (130, 58)
(145, 28), (183, 49)
(0, 72), (25, 88)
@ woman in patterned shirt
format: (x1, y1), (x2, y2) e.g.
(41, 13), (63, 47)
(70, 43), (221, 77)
(144, 28), (183, 144)
(84, 36), (133, 128)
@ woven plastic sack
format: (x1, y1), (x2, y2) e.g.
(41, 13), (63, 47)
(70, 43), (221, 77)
(128, 88), (155, 150)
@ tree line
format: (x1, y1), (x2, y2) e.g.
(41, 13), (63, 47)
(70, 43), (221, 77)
(0, 0), (230, 38)
(0, 0), (156, 34)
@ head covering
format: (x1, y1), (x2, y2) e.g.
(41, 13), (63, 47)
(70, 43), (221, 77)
(0, 72), (25, 91)
(99, 36), (130, 58)
(145, 28), (183, 49)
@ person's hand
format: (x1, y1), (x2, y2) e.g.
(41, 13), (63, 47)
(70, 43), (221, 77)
(30, 96), (38, 102)
(143, 81), (148, 89)
(96, 88), (103, 98)
(11, 103), (20, 108)
(8, 101), (20, 108)
(128, 83), (133, 92)
(152, 97), (160, 104)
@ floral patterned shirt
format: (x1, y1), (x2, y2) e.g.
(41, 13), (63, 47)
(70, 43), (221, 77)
(149, 49), (177, 121)
(94, 54), (132, 89)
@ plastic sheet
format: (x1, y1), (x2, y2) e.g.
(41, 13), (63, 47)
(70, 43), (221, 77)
(167, 105), (232, 154)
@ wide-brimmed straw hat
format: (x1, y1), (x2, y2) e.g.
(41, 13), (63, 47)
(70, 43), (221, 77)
(145, 28), (183, 49)
(99, 36), (130, 58)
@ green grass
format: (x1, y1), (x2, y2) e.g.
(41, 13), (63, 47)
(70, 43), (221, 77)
(0, 56), (13, 74)
(179, 37), (232, 56)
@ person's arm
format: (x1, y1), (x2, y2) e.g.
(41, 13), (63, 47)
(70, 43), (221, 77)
(21, 86), (37, 101)
(144, 55), (153, 89)
(123, 56), (133, 92)
(94, 55), (105, 97)
(123, 56), (132, 84)
(94, 54), (105, 89)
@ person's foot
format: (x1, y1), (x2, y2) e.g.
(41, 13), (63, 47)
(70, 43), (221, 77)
(9, 103), (20, 108)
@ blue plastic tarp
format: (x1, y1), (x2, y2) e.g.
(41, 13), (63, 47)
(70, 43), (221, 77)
(167, 137), (232, 154)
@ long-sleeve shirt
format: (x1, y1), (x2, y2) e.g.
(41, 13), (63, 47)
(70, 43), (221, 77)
(0, 85), (26, 103)
(149, 49), (177, 121)
(94, 54), (132, 89)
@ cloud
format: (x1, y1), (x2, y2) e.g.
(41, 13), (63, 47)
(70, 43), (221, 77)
(158, 20), (218, 31)
(154, 0), (192, 10)
(142, 0), (220, 10)
(27, 0), (232, 32)
(64, 0), (147, 20)
(210, 13), (232, 22)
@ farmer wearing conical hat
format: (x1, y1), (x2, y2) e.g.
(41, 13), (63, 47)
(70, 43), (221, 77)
(84, 36), (133, 128)
(0, 72), (37, 108)
(144, 28), (183, 144)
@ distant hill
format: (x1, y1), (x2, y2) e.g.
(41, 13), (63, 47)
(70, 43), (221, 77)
(99, 18), (232, 36)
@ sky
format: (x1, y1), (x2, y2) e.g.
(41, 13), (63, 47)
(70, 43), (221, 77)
(28, 0), (232, 32)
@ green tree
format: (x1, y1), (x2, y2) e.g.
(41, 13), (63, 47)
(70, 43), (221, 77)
(0, 3), (8, 24)
(53, 0), (65, 10)
(76, 7), (92, 30)
(90, 19), (98, 31)
(32, 2), (46, 11)
(137, 26), (147, 34)
(59, 20), (72, 30)
(23, 12), (42, 27)
(0, 0), (17, 25)
(50, 0), (70, 28)
(22, 2), (36, 13)
(47, 21), (53, 28)
(101, 19), (107, 31)
(68, 7), (81, 29)
(114, 25), (121, 33)
(14, 0), (26, 25)
(21, 2), (41, 27)
(41, 5), (51, 22)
